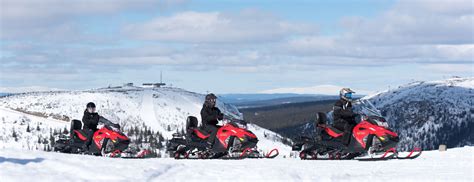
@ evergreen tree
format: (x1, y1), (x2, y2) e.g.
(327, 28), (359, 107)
(12, 129), (18, 141)
(49, 133), (55, 146)
(26, 124), (31, 133)
(158, 132), (164, 142)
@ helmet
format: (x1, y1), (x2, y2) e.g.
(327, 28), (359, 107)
(205, 93), (217, 107)
(340, 88), (355, 101)
(86, 102), (96, 113)
(86, 102), (96, 108)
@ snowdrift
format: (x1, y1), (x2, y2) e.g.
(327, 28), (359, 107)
(0, 147), (472, 181)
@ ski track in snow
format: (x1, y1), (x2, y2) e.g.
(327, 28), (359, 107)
(0, 147), (472, 182)
(140, 90), (159, 129)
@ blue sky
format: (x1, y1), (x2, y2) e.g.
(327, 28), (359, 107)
(1, 0), (472, 94)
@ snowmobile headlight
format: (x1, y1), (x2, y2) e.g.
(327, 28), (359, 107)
(239, 137), (245, 141)
(375, 119), (389, 128)
(235, 122), (247, 129)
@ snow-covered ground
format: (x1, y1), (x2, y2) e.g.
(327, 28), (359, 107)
(0, 147), (472, 181)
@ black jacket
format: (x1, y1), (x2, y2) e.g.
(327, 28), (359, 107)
(333, 99), (356, 124)
(200, 105), (223, 126)
(82, 110), (100, 130)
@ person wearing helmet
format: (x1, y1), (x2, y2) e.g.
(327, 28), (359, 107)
(200, 93), (224, 149)
(81, 102), (101, 152)
(332, 88), (357, 145)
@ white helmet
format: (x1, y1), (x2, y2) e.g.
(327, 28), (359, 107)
(340, 88), (355, 101)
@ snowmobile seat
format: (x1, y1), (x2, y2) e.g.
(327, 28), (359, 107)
(186, 116), (210, 139)
(324, 126), (344, 138)
(70, 119), (82, 138)
(186, 116), (199, 130)
(315, 112), (327, 126)
(193, 129), (210, 139)
(73, 130), (88, 141)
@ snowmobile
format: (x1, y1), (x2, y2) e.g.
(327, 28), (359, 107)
(292, 100), (421, 161)
(167, 116), (279, 159)
(54, 118), (150, 158)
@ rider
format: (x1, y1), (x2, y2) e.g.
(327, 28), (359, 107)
(81, 102), (102, 151)
(200, 93), (224, 149)
(332, 88), (357, 145)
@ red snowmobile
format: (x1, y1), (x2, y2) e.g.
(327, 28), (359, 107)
(167, 116), (279, 159)
(292, 100), (421, 161)
(54, 118), (150, 158)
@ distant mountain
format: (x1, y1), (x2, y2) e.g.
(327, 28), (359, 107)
(219, 93), (317, 103)
(260, 84), (373, 95)
(0, 93), (12, 97)
(241, 100), (337, 131)
(220, 93), (340, 108)
(276, 77), (474, 150)
(366, 77), (473, 150)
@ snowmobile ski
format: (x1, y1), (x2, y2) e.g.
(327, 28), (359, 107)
(173, 148), (279, 160)
(394, 148), (422, 160)
(104, 149), (153, 159)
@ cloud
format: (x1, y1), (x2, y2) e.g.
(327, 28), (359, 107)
(124, 10), (317, 43)
(279, 0), (474, 65)
(0, 0), (185, 41)
(1, 0), (472, 91)
(340, 0), (474, 45)
(260, 85), (373, 95)
(423, 63), (474, 73)
(0, 86), (67, 93)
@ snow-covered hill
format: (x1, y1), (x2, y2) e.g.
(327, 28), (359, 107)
(277, 77), (473, 151)
(0, 147), (472, 181)
(0, 87), (290, 155)
(365, 77), (473, 150)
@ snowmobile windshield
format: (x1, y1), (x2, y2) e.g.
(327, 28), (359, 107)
(353, 99), (382, 117)
(232, 119), (248, 129)
(99, 117), (121, 130)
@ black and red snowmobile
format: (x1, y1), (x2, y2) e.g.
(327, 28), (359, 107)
(292, 100), (421, 161)
(167, 116), (279, 159)
(54, 118), (150, 158)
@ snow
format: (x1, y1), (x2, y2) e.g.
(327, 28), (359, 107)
(0, 107), (68, 150)
(0, 147), (472, 181)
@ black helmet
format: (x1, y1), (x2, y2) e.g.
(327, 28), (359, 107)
(205, 93), (217, 107)
(86, 102), (96, 108)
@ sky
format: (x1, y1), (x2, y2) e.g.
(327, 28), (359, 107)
(1, 0), (473, 94)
